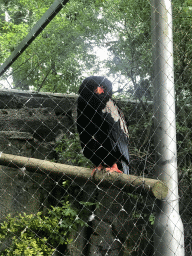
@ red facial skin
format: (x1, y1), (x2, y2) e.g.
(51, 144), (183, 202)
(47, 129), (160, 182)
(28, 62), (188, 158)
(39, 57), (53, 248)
(94, 86), (105, 94)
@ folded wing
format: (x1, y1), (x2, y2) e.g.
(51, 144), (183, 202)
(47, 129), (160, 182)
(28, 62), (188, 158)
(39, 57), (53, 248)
(101, 99), (129, 174)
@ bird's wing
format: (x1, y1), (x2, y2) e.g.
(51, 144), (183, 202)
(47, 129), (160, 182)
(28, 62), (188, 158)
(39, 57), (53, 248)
(101, 99), (129, 173)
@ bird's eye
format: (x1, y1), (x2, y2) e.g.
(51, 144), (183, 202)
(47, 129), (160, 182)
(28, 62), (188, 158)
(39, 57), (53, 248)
(94, 86), (105, 94)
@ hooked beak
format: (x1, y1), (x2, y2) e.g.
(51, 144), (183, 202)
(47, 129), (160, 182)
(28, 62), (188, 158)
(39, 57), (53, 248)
(94, 86), (105, 94)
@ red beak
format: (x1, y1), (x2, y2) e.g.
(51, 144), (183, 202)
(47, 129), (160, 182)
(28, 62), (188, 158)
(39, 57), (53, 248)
(95, 86), (105, 94)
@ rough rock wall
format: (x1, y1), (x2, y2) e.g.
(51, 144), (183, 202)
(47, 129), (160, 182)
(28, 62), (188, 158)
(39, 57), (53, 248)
(0, 90), (76, 219)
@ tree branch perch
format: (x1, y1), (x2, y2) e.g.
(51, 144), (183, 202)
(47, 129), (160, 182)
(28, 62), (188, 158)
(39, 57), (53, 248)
(0, 152), (168, 199)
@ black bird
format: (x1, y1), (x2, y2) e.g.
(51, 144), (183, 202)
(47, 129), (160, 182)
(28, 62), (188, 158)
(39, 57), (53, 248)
(77, 76), (129, 174)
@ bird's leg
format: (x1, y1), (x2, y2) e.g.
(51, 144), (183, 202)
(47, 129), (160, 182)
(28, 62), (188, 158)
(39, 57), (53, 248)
(91, 165), (104, 176)
(105, 163), (123, 173)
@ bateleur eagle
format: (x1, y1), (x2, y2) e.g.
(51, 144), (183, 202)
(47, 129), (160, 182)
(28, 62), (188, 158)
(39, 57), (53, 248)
(77, 76), (129, 174)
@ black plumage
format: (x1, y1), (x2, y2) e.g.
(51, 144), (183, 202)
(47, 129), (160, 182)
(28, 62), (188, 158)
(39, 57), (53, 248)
(77, 76), (129, 174)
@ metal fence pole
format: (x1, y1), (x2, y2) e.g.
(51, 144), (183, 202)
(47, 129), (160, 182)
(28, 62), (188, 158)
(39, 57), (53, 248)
(151, 0), (185, 255)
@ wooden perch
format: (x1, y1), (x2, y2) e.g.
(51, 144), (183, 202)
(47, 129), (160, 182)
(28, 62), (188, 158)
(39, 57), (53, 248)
(0, 152), (168, 200)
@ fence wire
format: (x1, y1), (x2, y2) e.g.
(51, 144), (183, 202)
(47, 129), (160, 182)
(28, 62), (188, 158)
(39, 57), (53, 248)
(0, 0), (190, 255)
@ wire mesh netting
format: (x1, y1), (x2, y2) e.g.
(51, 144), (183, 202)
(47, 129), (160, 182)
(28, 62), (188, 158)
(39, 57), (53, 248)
(0, 0), (190, 255)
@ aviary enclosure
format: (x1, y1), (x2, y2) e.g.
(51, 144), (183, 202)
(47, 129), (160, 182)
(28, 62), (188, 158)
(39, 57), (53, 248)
(0, 0), (190, 255)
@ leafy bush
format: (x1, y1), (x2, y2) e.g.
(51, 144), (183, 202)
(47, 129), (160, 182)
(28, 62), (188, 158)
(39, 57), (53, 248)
(0, 181), (86, 255)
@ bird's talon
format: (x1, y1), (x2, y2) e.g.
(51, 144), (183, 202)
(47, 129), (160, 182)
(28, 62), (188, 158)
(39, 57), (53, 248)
(105, 163), (123, 174)
(91, 165), (103, 176)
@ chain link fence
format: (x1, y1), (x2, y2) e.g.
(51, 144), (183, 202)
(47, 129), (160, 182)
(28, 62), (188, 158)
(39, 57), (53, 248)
(0, 0), (190, 255)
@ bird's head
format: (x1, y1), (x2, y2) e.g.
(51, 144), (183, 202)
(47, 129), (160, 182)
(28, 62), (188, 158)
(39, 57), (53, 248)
(79, 76), (112, 105)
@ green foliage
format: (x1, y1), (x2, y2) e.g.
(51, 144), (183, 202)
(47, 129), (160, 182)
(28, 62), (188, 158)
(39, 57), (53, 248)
(79, 201), (100, 210)
(148, 213), (155, 226)
(173, 0), (192, 96)
(55, 133), (93, 168)
(0, 235), (53, 256)
(0, 181), (86, 255)
(0, 0), (191, 99)
(127, 192), (155, 226)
